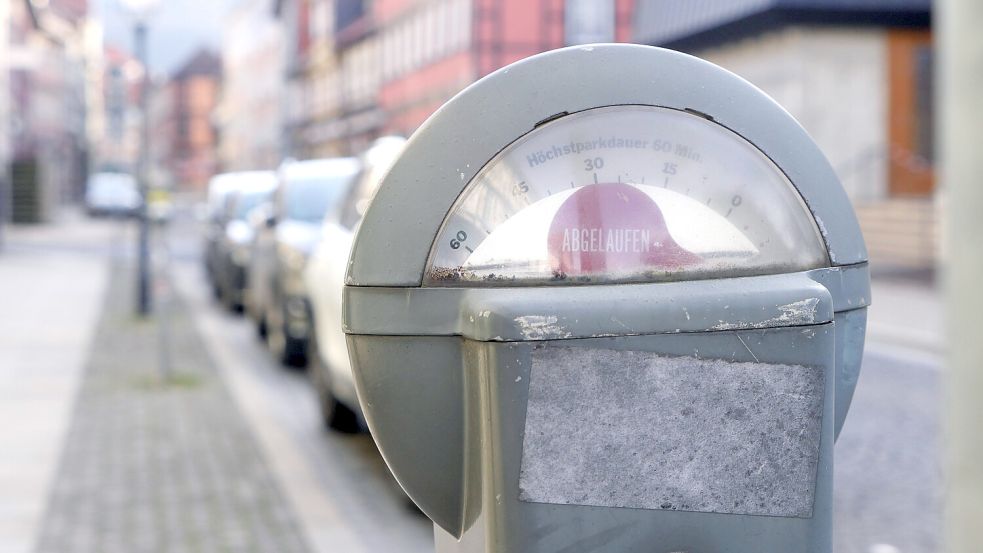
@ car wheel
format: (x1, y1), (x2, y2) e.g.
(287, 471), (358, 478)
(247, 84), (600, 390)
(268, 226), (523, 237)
(265, 302), (287, 360)
(266, 303), (306, 368)
(220, 281), (238, 312)
(245, 293), (264, 336)
(308, 335), (360, 433)
(211, 277), (222, 299)
(256, 311), (268, 339)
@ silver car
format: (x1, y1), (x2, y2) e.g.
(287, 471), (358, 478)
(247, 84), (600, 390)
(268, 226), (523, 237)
(214, 175), (277, 311)
(249, 157), (361, 367)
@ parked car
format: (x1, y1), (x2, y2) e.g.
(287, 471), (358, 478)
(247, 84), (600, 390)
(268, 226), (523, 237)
(214, 174), (277, 311)
(249, 157), (361, 367)
(244, 201), (274, 332)
(304, 137), (407, 430)
(203, 172), (240, 292)
(203, 171), (267, 295)
(85, 172), (140, 217)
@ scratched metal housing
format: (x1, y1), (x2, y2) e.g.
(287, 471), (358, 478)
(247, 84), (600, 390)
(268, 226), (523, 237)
(342, 44), (870, 553)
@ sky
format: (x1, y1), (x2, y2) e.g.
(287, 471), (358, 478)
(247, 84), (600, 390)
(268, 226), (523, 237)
(95, 0), (243, 74)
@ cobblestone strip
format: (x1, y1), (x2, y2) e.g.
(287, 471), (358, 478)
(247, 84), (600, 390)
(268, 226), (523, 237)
(33, 259), (312, 553)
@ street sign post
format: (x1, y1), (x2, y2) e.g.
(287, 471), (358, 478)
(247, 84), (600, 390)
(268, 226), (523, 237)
(343, 44), (870, 552)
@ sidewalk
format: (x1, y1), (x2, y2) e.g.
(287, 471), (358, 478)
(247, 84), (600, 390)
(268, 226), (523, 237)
(0, 213), (112, 553)
(867, 276), (944, 358)
(31, 251), (311, 552)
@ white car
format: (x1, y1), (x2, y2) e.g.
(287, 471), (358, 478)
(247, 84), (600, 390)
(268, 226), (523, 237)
(304, 137), (407, 431)
(85, 172), (140, 217)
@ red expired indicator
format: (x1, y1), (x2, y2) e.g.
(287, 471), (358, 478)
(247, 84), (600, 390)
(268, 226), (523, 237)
(547, 183), (701, 277)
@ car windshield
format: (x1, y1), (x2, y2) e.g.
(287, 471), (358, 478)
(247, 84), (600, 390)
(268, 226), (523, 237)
(235, 191), (268, 220)
(284, 175), (352, 222)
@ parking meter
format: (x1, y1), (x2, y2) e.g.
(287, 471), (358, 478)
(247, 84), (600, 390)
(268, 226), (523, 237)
(343, 44), (869, 553)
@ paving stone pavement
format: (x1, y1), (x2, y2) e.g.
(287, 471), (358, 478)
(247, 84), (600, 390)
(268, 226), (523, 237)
(33, 258), (312, 553)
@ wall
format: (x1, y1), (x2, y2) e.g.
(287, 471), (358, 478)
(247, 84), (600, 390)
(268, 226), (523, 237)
(700, 26), (938, 270)
(0, 0), (11, 220)
(177, 75), (219, 188)
(220, 0), (285, 171)
(377, 0), (475, 140)
(700, 26), (889, 204)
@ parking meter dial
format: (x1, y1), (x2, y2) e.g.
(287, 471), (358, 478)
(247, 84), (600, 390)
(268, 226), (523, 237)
(426, 106), (829, 285)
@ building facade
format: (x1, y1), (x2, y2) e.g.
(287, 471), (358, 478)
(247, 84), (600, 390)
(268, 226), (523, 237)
(377, 0), (635, 139)
(274, 0), (312, 159)
(4, 0), (92, 222)
(0, 1), (13, 224)
(159, 50), (221, 190)
(634, 0), (935, 270)
(93, 45), (144, 174)
(219, 0), (286, 172)
(146, 76), (180, 190)
(273, 0), (635, 158)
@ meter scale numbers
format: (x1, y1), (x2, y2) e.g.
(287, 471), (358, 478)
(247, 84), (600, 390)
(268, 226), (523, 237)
(425, 106), (827, 286)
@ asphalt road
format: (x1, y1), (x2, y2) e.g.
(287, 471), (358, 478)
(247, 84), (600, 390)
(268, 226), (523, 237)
(834, 344), (942, 553)
(162, 207), (941, 553)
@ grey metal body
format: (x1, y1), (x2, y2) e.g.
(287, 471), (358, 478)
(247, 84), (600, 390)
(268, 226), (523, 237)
(343, 44), (869, 553)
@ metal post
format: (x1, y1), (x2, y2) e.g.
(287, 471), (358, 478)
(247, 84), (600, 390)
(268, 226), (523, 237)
(135, 21), (152, 315)
(941, 0), (983, 549)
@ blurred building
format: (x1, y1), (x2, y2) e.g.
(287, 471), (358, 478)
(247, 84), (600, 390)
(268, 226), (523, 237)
(274, 0), (635, 157)
(219, 0), (286, 171)
(378, 0), (635, 140)
(634, 0), (935, 271)
(274, 0), (310, 159)
(0, 1), (12, 226)
(147, 74), (174, 189)
(92, 45), (144, 174)
(154, 50), (222, 191)
(3, 0), (94, 222)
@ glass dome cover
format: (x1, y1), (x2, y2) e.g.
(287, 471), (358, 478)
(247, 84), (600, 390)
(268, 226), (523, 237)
(425, 106), (829, 286)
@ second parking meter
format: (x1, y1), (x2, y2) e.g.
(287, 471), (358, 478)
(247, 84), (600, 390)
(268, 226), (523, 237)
(342, 44), (869, 553)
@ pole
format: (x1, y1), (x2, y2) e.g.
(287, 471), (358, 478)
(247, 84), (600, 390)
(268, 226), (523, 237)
(941, 0), (983, 550)
(135, 21), (151, 315)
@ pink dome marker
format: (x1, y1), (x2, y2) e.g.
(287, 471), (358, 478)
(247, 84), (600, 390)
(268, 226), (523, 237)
(547, 183), (701, 278)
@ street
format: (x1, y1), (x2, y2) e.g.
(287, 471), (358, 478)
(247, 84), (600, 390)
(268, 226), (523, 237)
(836, 346), (942, 553)
(0, 210), (942, 553)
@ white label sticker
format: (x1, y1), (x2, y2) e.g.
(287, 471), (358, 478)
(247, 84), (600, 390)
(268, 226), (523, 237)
(518, 347), (824, 517)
